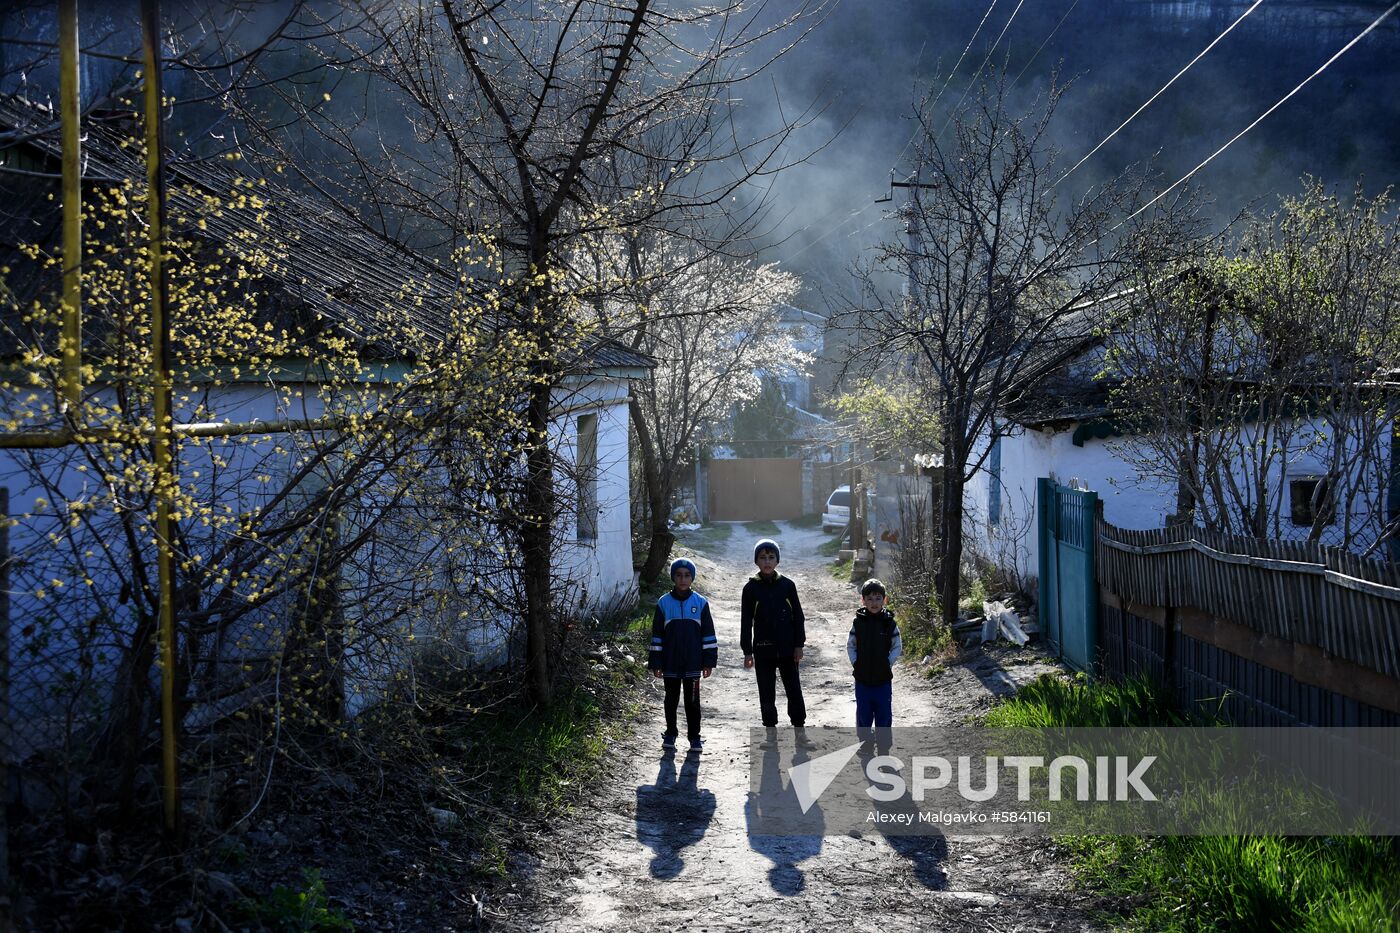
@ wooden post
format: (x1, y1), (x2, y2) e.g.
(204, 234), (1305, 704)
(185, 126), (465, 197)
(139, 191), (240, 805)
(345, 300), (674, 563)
(58, 0), (82, 417)
(142, 0), (179, 837)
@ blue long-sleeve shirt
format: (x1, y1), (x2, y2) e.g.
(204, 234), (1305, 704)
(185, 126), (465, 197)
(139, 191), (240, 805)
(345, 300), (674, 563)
(649, 589), (718, 678)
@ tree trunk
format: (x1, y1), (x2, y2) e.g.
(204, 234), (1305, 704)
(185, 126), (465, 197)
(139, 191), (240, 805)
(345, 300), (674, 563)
(522, 372), (555, 707)
(938, 468), (966, 632)
(629, 397), (674, 584)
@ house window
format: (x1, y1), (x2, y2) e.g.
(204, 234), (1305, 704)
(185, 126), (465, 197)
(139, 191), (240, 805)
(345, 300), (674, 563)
(989, 436), (1002, 526)
(577, 413), (598, 541)
(1289, 476), (1334, 527)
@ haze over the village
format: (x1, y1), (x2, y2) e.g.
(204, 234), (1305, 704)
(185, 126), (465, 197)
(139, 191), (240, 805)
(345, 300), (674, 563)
(747, 0), (1400, 297)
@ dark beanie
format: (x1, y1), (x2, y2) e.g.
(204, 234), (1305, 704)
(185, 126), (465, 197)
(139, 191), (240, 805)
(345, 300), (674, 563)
(753, 538), (780, 563)
(669, 557), (697, 580)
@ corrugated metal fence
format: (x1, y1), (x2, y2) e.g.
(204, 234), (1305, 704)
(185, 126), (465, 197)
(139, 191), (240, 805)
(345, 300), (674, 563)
(1094, 518), (1400, 726)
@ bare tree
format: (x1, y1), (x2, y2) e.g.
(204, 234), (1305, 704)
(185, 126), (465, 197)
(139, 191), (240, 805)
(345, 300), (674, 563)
(836, 74), (1195, 631)
(222, 0), (824, 704)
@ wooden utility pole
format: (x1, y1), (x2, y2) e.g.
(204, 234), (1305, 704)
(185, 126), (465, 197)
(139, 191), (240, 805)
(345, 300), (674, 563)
(141, 0), (180, 837)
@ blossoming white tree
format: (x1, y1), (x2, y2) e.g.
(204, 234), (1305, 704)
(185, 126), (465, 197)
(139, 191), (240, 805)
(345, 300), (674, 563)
(572, 232), (807, 581)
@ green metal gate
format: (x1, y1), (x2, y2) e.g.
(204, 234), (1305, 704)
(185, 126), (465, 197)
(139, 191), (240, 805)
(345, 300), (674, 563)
(1037, 478), (1098, 675)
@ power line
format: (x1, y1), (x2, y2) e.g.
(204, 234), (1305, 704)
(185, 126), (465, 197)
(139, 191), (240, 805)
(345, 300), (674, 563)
(1009, 0), (1080, 92)
(784, 0), (1067, 267)
(921, 0), (1001, 133)
(936, 0), (1029, 141)
(1125, 0), (1400, 225)
(781, 0), (1006, 264)
(1052, 0), (1265, 188)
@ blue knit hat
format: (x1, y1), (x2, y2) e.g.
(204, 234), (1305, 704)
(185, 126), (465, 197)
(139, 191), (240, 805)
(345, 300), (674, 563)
(753, 538), (780, 564)
(669, 557), (697, 580)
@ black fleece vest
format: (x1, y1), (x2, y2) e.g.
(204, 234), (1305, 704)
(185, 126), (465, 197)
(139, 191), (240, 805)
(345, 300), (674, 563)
(852, 609), (897, 685)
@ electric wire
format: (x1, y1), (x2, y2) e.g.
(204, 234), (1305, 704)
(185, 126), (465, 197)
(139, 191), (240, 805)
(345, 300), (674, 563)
(1009, 0), (1080, 91)
(1052, 0), (1265, 188)
(1124, 0), (1399, 225)
(936, 0), (1029, 141)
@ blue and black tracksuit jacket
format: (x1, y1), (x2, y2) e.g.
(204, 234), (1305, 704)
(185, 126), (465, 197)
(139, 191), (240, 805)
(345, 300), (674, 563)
(649, 589), (718, 679)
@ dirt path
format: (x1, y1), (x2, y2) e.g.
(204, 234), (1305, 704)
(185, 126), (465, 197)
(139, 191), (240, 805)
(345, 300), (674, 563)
(494, 523), (1102, 931)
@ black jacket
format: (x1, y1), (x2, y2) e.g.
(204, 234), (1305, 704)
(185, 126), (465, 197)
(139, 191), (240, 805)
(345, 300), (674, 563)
(740, 572), (805, 659)
(847, 608), (902, 685)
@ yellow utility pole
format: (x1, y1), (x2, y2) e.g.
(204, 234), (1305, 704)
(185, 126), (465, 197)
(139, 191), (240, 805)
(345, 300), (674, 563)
(141, 0), (179, 836)
(58, 0), (81, 415)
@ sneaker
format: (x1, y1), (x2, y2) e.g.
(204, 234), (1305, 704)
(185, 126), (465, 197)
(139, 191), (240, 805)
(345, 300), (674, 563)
(688, 738), (704, 754)
(662, 733), (676, 750)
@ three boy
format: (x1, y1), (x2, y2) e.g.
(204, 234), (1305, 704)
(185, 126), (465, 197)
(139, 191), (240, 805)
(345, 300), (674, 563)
(649, 541), (903, 753)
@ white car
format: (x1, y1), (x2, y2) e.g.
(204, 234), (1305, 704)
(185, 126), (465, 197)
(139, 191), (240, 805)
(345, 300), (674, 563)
(821, 485), (851, 533)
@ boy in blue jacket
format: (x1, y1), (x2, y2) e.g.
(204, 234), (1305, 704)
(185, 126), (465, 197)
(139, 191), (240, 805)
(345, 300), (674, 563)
(649, 557), (718, 753)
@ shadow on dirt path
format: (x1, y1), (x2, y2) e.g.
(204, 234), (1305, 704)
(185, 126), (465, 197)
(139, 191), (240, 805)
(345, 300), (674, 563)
(491, 522), (1101, 932)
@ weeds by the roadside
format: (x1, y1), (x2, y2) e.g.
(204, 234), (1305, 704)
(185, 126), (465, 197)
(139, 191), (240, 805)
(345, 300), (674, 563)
(789, 513), (822, 528)
(817, 533), (845, 557)
(238, 868), (355, 932)
(743, 519), (781, 536)
(984, 673), (1196, 728)
(829, 556), (853, 580)
(674, 522), (733, 551)
(1064, 834), (1399, 933)
(958, 575), (989, 615)
(986, 675), (1400, 931)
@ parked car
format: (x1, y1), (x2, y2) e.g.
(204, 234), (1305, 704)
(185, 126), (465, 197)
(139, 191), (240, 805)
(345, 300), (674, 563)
(821, 485), (851, 533)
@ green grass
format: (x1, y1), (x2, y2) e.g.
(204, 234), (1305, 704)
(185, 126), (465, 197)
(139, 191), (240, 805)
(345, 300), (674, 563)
(1064, 834), (1400, 933)
(378, 634), (645, 880)
(984, 673), (1197, 728)
(673, 522), (733, 553)
(742, 519), (781, 536)
(958, 574), (990, 615)
(789, 513), (822, 528)
(829, 556), (853, 580)
(469, 685), (615, 815)
(817, 533), (846, 557)
(985, 675), (1400, 931)
(898, 615), (950, 662)
(238, 869), (355, 932)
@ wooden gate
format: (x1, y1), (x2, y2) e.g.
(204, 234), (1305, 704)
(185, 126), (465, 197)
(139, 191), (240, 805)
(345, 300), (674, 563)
(708, 458), (803, 522)
(1037, 478), (1098, 674)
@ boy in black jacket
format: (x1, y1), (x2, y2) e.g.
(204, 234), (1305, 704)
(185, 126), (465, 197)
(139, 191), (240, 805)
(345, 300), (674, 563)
(649, 557), (718, 753)
(847, 578), (902, 741)
(740, 538), (807, 737)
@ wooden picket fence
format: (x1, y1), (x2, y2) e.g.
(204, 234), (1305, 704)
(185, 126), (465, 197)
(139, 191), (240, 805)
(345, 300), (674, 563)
(1093, 519), (1400, 726)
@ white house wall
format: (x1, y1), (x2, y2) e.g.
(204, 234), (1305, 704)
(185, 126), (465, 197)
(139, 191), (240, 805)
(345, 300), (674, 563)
(965, 414), (1395, 591)
(1, 372), (641, 732)
(551, 376), (638, 617)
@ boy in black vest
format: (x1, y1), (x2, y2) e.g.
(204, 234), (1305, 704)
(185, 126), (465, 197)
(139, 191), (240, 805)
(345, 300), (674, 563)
(649, 557), (718, 753)
(847, 578), (902, 743)
(741, 538), (807, 740)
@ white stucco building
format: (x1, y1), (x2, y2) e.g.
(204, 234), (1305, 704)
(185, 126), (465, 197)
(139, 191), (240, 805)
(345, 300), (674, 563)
(964, 336), (1399, 592)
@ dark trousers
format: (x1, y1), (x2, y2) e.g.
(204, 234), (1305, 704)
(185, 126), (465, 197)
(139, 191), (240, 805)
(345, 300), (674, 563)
(664, 676), (702, 741)
(854, 680), (893, 728)
(754, 657), (806, 727)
